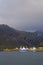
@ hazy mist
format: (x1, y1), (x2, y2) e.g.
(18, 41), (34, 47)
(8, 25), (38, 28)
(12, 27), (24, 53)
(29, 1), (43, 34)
(0, 0), (43, 31)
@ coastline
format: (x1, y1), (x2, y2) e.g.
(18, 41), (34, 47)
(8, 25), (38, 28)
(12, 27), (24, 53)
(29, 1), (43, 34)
(0, 47), (43, 52)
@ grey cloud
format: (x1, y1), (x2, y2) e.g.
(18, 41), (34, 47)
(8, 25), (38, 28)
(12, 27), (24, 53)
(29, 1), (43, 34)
(0, 0), (43, 31)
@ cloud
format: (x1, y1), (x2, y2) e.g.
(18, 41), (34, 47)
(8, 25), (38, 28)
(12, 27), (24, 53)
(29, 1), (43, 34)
(0, 0), (43, 31)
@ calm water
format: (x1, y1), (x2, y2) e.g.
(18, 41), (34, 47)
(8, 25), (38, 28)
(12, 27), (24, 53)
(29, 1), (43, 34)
(0, 51), (43, 65)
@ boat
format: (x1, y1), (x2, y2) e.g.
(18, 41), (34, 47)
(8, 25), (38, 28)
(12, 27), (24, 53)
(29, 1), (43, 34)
(32, 47), (36, 52)
(19, 46), (28, 52)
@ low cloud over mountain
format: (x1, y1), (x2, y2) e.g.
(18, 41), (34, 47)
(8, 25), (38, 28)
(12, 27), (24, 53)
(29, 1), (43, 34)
(0, 0), (43, 31)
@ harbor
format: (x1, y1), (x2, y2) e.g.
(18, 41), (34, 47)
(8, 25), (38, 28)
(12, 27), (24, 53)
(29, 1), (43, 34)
(3, 46), (43, 52)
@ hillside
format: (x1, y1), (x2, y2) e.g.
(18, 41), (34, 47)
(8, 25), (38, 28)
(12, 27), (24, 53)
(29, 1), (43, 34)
(0, 24), (43, 49)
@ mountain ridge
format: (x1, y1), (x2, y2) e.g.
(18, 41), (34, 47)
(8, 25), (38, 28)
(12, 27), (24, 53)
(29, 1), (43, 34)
(0, 24), (43, 49)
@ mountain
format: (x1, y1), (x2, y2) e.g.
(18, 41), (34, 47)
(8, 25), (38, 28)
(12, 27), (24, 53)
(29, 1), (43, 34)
(0, 24), (43, 49)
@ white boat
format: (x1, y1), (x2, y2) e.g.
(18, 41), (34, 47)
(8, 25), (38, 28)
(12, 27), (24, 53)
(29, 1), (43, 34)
(19, 47), (28, 52)
(32, 47), (36, 52)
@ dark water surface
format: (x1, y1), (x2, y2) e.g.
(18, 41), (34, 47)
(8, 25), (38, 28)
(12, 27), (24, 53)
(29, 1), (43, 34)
(0, 51), (43, 65)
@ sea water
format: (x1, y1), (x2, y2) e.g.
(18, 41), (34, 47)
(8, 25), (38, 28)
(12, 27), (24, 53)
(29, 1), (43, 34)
(0, 51), (43, 65)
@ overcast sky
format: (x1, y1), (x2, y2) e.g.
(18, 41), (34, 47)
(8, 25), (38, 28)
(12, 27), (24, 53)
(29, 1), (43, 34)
(0, 0), (43, 31)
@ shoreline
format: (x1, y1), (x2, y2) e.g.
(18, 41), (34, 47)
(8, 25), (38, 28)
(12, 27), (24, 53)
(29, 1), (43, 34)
(0, 47), (43, 52)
